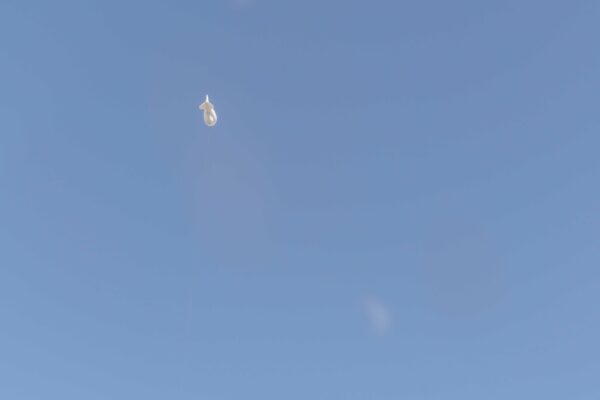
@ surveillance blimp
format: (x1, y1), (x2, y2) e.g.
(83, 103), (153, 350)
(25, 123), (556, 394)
(199, 95), (217, 127)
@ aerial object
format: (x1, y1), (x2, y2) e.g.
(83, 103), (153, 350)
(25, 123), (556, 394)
(199, 95), (217, 127)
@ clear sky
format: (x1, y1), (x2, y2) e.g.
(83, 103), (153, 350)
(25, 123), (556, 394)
(1, 1), (600, 399)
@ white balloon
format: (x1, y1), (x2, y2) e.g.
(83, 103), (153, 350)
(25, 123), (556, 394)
(199, 95), (217, 127)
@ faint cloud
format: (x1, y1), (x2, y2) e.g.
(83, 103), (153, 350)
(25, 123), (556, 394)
(362, 296), (392, 337)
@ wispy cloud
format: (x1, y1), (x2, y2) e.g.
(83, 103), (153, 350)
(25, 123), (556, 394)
(362, 296), (392, 337)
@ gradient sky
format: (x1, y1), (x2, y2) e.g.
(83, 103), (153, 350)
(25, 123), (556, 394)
(2, 1), (600, 399)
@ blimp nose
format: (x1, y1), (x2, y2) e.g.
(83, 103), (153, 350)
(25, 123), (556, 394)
(204, 110), (217, 127)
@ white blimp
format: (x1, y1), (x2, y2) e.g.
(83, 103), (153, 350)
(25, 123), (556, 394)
(199, 95), (217, 127)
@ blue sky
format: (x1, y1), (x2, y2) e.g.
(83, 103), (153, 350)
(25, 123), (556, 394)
(1, 1), (600, 399)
